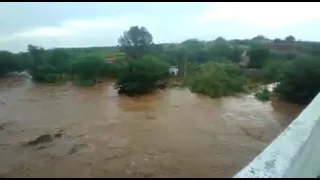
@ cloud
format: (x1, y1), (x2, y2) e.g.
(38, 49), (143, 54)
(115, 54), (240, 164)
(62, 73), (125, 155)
(0, 13), (150, 52)
(12, 14), (142, 38)
(198, 2), (320, 29)
(0, 7), (201, 52)
(1, 2), (320, 52)
(14, 27), (73, 37)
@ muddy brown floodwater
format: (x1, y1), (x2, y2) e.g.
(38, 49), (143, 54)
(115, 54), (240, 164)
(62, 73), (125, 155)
(0, 75), (302, 178)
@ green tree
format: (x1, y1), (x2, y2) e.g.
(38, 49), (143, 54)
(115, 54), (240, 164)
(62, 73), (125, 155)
(247, 46), (270, 69)
(0, 51), (17, 76)
(27, 44), (71, 83)
(118, 26), (153, 59)
(274, 38), (282, 43)
(229, 46), (243, 63)
(261, 60), (287, 82)
(182, 39), (204, 50)
(275, 56), (320, 104)
(174, 48), (188, 77)
(207, 39), (232, 61)
(189, 62), (247, 98)
(285, 35), (295, 43)
(0, 50), (29, 77)
(252, 35), (266, 41)
(27, 44), (46, 68)
(214, 37), (228, 45)
(115, 55), (169, 96)
(99, 61), (121, 78)
(180, 39), (208, 65)
(15, 52), (31, 72)
(27, 44), (48, 81)
(47, 48), (71, 74)
(255, 88), (270, 101)
(72, 56), (105, 86)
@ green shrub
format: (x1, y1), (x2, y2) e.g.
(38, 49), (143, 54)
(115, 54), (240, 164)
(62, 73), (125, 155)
(275, 56), (320, 104)
(73, 76), (96, 87)
(261, 60), (288, 82)
(255, 88), (270, 101)
(28, 45), (71, 83)
(72, 56), (104, 86)
(189, 62), (247, 98)
(0, 51), (28, 76)
(247, 46), (270, 69)
(115, 55), (169, 96)
(99, 62), (121, 78)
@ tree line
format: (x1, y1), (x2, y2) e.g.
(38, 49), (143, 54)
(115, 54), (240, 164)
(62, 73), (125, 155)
(0, 26), (319, 105)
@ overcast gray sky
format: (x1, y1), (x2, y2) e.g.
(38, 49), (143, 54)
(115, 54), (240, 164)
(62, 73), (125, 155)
(1, 2), (320, 52)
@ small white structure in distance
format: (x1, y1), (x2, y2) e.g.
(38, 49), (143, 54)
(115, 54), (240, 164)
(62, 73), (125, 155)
(169, 66), (179, 76)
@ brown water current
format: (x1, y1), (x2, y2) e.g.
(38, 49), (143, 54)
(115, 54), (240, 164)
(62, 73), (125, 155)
(0, 75), (302, 178)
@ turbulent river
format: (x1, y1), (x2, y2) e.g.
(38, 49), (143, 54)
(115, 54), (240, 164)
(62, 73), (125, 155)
(0, 75), (302, 178)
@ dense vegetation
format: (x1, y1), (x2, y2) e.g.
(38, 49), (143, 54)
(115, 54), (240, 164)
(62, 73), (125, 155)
(0, 27), (319, 104)
(28, 45), (71, 83)
(72, 56), (105, 86)
(275, 56), (320, 104)
(189, 62), (247, 98)
(115, 56), (169, 96)
(0, 51), (28, 76)
(255, 88), (271, 101)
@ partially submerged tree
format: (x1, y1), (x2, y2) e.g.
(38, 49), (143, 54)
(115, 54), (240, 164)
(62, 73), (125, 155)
(189, 62), (247, 98)
(115, 55), (169, 96)
(0, 51), (25, 76)
(47, 48), (71, 74)
(72, 56), (105, 86)
(27, 45), (72, 83)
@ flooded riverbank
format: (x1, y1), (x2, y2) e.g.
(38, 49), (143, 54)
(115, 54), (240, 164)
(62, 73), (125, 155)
(0, 75), (302, 178)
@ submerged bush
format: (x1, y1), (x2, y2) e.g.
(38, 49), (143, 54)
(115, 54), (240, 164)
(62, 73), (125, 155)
(72, 56), (105, 87)
(28, 46), (71, 83)
(189, 62), (247, 98)
(73, 77), (96, 87)
(115, 55), (169, 96)
(99, 62), (121, 78)
(0, 51), (29, 76)
(255, 88), (270, 101)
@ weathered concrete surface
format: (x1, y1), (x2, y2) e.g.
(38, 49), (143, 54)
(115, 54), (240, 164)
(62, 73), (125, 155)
(234, 93), (320, 178)
(284, 117), (320, 178)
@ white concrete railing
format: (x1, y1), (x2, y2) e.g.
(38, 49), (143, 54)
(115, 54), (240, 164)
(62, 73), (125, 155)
(234, 93), (320, 178)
